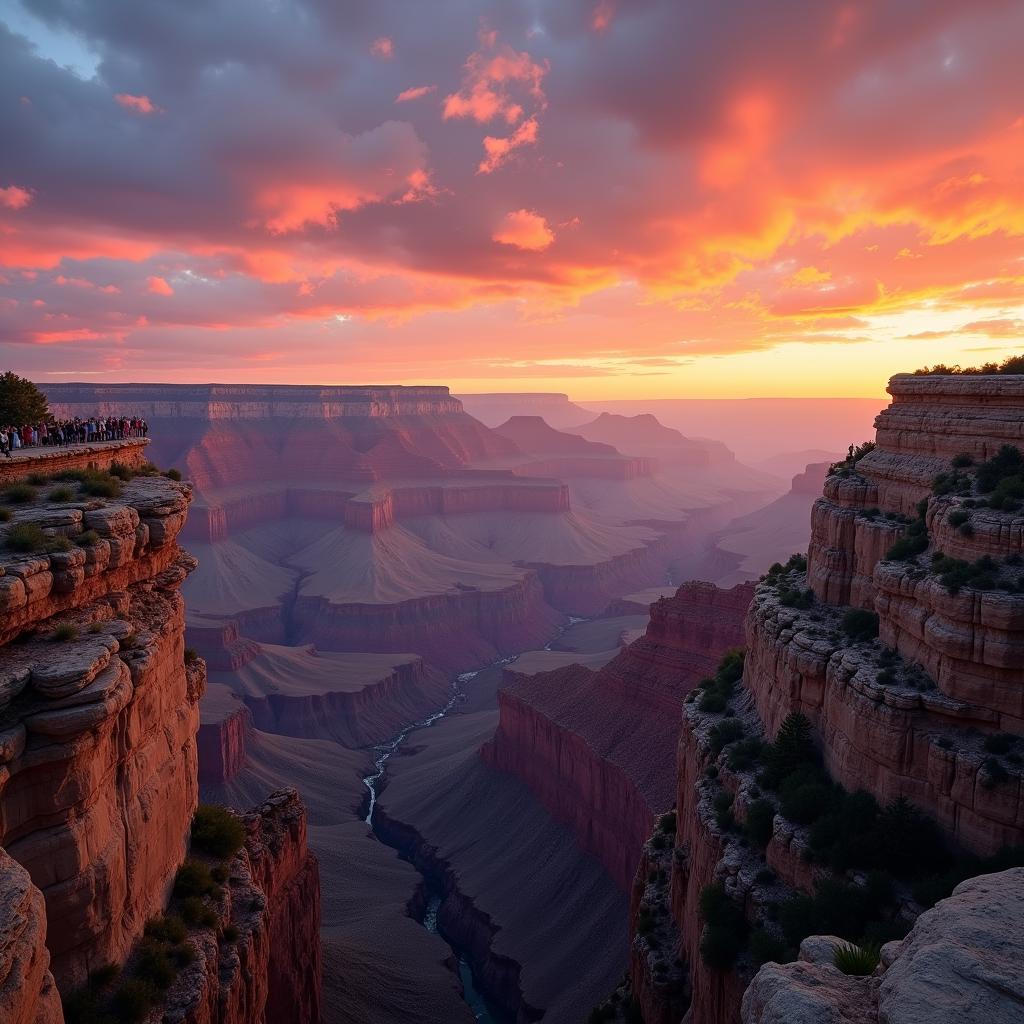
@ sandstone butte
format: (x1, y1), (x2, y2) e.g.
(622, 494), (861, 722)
(0, 440), (322, 1024)
(596, 372), (1024, 1024)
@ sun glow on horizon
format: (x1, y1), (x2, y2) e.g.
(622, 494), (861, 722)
(1, 2), (1022, 396)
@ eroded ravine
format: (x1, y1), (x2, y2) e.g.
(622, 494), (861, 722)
(361, 618), (587, 1022)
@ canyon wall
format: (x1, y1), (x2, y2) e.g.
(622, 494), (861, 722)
(0, 445), (323, 1023)
(618, 373), (1024, 1024)
(157, 790), (322, 1024)
(482, 581), (753, 890)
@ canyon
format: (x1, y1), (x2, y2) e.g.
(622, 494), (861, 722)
(4, 372), (1016, 1024)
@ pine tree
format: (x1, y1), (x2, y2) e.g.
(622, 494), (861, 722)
(0, 372), (49, 425)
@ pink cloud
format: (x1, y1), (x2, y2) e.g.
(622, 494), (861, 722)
(115, 93), (160, 115)
(492, 209), (555, 251)
(146, 275), (174, 296)
(479, 116), (539, 174)
(396, 85), (437, 103)
(0, 185), (33, 210)
(370, 37), (393, 58)
(592, 1), (616, 32)
(443, 36), (547, 125)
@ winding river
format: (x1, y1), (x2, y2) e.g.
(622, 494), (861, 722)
(361, 618), (587, 1021)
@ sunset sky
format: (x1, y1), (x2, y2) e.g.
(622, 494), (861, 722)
(1, 0), (1022, 398)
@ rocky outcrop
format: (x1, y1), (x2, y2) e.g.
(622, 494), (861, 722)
(0, 439), (150, 489)
(0, 455), (323, 1023)
(148, 791), (321, 1024)
(483, 581), (752, 890)
(742, 868), (1024, 1024)
(0, 850), (62, 1024)
(623, 372), (1024, 1024)
(0, 476), (199, 990)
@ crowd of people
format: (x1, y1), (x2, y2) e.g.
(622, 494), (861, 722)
(1, 416), (149, 457)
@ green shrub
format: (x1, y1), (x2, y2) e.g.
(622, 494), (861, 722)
(144, 915), (187, 943)
(164, 468), (183, 481)
(191, 804), (245, 859)
(876, 797), (949, 877)
(211, 864), (229, 884)
(88, 962), (120, 988)
(828, 442), (875, 477)
(180, 896), (218, 929)
(841, 608), (879, 641)
(174, 858), (216, 898)
(135, 938), (177, 989)
(948, 509), (971, 527)
(48, 485), (75, 502)
(749, 926), (790, 967)
(976, 445), (1023, 491)
(5, 483), (38, 503)
(46, 535), (72, 552)
(27, 472), (48, 486)
(111, 980), (155, 1023)
(699, 884), (746, 968)
(76, 529), (100, 546)
(951, 453), (974, 468)
(727, 737), (764, 771)
(109, 461), (134, 480)
(983, 733), (1019, 755)
(696, 649), (745, 713)
(658, 810), (677, 833)
(0, 507), (10, 522)
(746, 799), (776, 846)
(81, 474), (122, 498)
(184, 647), (199, 664)
(52, 623), (79, 642)
(6, 521), (45, 552)
(778, 587), (814, 609)
(760, 712), (817, 786)
(832, 941), (881, 976)
(780, 777), (834, 825)
(708, 718), (745, 756)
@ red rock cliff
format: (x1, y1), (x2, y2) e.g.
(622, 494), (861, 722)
(482, 581), (753, 890)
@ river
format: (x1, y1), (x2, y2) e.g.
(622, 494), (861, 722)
(361, 617), (587, 1021)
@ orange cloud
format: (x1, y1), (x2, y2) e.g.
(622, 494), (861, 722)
(370, 37), (393, 58)
(479, 116), (539, 174)
(443, 35), (547, 126)
(146, 275), (174, 295)
(0, 185), (33, 210)
(493, 209), (555, 251)
(115, 93), (160, 115)
(396, 85), (436, 103)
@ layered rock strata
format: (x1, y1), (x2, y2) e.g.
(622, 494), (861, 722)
(0, 454), (324, 1023)
(624, 373), (1024, 1024)
(0, 475), (198, 989)
(483, 582), (753, 890)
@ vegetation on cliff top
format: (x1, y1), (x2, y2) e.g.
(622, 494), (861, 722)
(912, 354), (1024, 376)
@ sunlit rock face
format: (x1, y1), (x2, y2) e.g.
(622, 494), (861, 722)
(0, 448), (323, 1024)
(0, 468), (199, 991)
(618, 373), (1024, 1024)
